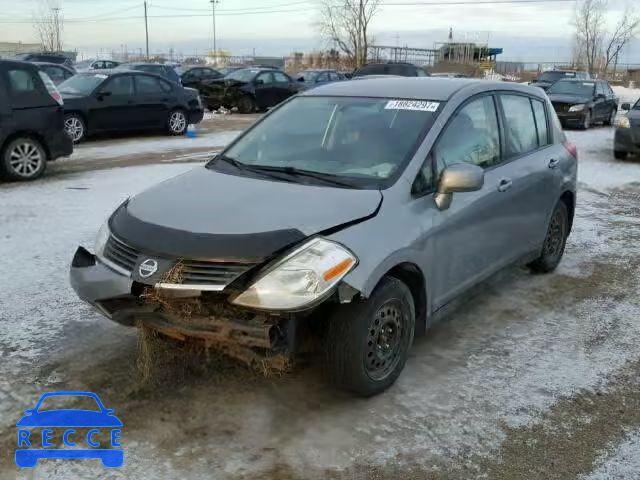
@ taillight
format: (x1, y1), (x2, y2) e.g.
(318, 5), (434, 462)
(563, 140), (577, 159)
(38, 71), (63, 106)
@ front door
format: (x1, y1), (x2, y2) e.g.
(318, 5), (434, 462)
(88, 74), (136, 131)
(272, 71), (295, 104)
(426, 94), (516, 308)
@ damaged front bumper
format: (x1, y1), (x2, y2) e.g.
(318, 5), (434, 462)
(69, 247), (302, 359)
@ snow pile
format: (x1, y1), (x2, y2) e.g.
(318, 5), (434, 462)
(580, 430), (640, 480)
(612, 85), (640, 104)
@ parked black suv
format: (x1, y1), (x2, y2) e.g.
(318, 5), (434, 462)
(352, 62), (428, 78)
(547, 79), (618, 129)
(0, 60), (73, 181)
(13, 53), (74, 69)
(530, 69), (590, 91)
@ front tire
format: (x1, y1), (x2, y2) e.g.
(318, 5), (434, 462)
(167, 109), (188, 135)
(236, 95), (256, 114)
(528, 201), (569, 273)
(64, 113), (86, 143)
(614, 150), (628, 160)
(1, 137), (47, 181)
(604, 108), (616, 126)
(325, 276), (415, 397)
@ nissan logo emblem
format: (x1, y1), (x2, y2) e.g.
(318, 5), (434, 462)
(138, 259), (158, 278)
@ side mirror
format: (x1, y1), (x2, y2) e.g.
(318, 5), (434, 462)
(97, 90), (112, 99)
(621, 103), (631, 111)
(596, 93), (606, 100)
(434, 163), (484, 210)
(297, 77), (305, 82)
(255, 78), (264, 85)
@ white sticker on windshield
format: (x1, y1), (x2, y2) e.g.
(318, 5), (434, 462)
(94, 74), (108, 79)
(583, 82), (595, 86)
(385, 100), (439, 112)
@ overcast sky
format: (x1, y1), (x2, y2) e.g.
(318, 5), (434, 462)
(0, 0), (638, 62)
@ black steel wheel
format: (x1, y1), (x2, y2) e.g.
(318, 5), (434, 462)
(237, 96), (256, 114)
(326, 276), (415, 397)
(528, 201), (569, 273)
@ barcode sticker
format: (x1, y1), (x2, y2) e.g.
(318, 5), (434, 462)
(385, 100), (440, 112)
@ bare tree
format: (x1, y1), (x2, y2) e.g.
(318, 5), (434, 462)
(319, 0), (381, 67)
(33, 0), (63, 52)
(602, 6), (640, 75)
(573, 0), (606, 75)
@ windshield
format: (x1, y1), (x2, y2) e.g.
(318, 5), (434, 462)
(225, 68), (259, 82)
(214, 96), (438, 187)
(296, 71), (317, 82)
(538, 71), (577, 82)
(548, 80), (595, 96)
(58, 73), (106, 94)
(37, 395), (101, 412)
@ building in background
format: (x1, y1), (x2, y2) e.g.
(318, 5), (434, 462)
(0, 41), (42, 58)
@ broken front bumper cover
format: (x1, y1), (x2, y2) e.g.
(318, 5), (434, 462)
(69, 246), (296, 356)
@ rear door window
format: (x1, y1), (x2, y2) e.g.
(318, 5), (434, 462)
(531, 99), (549, 146)
(499, 94), (539, 157)
(273, 72), (290, 83)
(256, 72), (275, 84)
(135, 75), (164, 94)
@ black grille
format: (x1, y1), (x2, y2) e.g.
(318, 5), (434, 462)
(178, 261), (252, 286)
(103, 234), (253, 287)
(104, 234), (139, 272)
(552, 102), (570, 113)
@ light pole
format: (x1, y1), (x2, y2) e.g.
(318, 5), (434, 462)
(52, 7), (61, 52)
(210, 0), (219, 62)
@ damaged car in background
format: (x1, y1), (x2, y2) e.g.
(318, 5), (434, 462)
(70, 78), (577, 396)
(195, 67), (300, 113)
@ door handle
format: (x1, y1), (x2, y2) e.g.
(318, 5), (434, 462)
(497, 178), (512, 192)
(548, 158), (560, 169)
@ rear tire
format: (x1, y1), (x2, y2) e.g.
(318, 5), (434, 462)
(1, 137), (47, 181)
(325, 276), (415, 397)
(167, 109), (188, 135)
(614, 150), (628, 160)
(528, 201), (569, 273)
(236, 96), (256, 114)
(64, 113), (86, 143)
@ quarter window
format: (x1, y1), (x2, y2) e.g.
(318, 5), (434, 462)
(531, 99), (549, 146)
(433, 95), (501, 176)
(500, 94), (539, 157)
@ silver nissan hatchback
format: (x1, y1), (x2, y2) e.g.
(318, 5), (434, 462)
(70, 78), (577, 396)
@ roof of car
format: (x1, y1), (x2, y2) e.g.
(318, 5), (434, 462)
(33, 61), (74, 70)
(555, 78), (597, 82)
(302, 77), (536, 101)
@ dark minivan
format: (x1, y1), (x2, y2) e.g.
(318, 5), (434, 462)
(0, 60), (73, 181)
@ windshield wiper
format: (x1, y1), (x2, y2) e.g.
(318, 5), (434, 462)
(213, 154), (299, 182)
(243, 165), (357, 188)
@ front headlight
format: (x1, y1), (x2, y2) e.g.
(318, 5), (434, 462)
(94, 220), (110, 259)
(231, 237), (357, 310)
(569, 104), (585, 112)
(616, 117), (631, 129)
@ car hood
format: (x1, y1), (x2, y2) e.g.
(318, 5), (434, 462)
(547, 94), (591, 104)
(16, 410), (123, 427)
(109, 167), (383, 262)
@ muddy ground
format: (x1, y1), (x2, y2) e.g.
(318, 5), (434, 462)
(0, 121), (639, 479)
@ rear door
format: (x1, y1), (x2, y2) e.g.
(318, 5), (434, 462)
(496, 93), (564, 259)
(253, 71), (276, 109)
(90, 74), (136, 131)
(133, 74), (173, 127)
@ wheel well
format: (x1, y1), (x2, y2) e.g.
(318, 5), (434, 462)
(385, 263), (427, 336)
(560, 191), (575, 233)
(1, 131), (50, 160)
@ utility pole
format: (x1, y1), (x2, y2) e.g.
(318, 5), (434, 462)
(52, 7), (61, 52)
(144, 1), (149, 60)
(210, 0), (219, 62)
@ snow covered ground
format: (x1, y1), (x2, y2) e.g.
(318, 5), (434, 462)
(0, 124), (639, 478)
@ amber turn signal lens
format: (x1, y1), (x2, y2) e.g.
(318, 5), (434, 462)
(323, 258), (355, 282)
